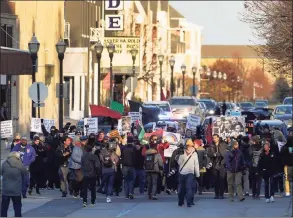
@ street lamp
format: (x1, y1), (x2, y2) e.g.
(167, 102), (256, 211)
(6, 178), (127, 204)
(218, 72), (222, 80)
(181, 64), (186, 96)
(56, 39), (67, 130)
(223, 73), (227, 80)
(158, 54), (164, 100)
(206, 68), (211, 77)
(107, 43), (115, 104)
(192, 65), (197, 96)
(169, 56), (175, 97)
(28, 34), (40, 119)
(130, 48), (138, 100)
(213, 71), (218, 79)
(94, 41), (103, 105)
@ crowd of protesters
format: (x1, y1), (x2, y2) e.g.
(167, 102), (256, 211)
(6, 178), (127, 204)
(1, 118), (293, 217)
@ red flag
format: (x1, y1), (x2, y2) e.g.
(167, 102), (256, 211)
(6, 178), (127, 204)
(103, 72), (110, 90)
(161, 88), (166, 101)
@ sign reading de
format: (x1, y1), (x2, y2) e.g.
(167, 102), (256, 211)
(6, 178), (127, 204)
(84, 118), (98, 135)
(105, 0), (124, 31)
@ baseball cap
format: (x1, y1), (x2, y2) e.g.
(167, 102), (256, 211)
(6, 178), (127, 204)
(80, 136), (88, 141)
(21, 136), (27, 141)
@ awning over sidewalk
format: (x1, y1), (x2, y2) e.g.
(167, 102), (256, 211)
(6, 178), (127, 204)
(1, 46), (32, 75)
(90, 105), (122, 120)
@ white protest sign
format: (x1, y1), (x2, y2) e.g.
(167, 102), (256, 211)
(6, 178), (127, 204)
(43, 119), (55, 132)
(164, 145), (177, 158)
(122, 116), (131, 133)
(186, 114), (201, 131)
(1, 120), (13, 138)
(31, 118), (42, 133)
(163, 131), (181, 145)
(84, 118), (98, 135)
(128, 112), (140, 124)
(117, 119), (122, 134)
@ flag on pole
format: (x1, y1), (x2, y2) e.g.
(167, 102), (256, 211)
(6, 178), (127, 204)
(136, 120), (145, 142)
(110, 101), (124, 114)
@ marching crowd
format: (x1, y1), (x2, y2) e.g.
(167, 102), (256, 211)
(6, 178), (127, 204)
(1, 119), (293, 217)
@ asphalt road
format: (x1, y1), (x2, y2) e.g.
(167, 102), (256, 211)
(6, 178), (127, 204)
(3, 189), (291, 217)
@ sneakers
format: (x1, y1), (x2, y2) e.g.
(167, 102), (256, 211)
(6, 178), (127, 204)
(270, 196), (274, 203)
(240, 198), (245, 202)
(83, 202), (87, 207)
(151, 196), (158, 200)
(245, 192), (249, 196)
(129, 194), (134, 200)
(265, 199), (270, 203)
(166, 189), (171, 195)
(106, 196), (111, 203)
(285, 192), (290, 197)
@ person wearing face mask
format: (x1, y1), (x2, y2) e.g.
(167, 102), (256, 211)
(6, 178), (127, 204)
(12, 137), (36, 198)
(258, 141), (277, 203)
(10, 133), (21, 151)
(28, 136), (46, 195)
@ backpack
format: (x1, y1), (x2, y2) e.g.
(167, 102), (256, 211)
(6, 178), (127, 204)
(252, 149), (262, 168)
(102, 150), (112, 168)
(145, 154), (156, 171)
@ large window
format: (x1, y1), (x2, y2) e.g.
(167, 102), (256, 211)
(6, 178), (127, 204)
(1, 24), (13, 47)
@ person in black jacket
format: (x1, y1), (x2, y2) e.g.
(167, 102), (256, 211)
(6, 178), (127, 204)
(258, 140), (277, 203)
(121, 136), (136, 199)
(56, 137), (72, 197)
(240, 136), (251, 196)
(81, 145), (100, 207)
(207, 134), (228, 199)
(29, 136), (46, 195)
(134, 141), (145, 194)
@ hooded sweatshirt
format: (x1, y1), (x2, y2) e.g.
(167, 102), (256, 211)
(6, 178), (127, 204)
(1, 156), (26, 196)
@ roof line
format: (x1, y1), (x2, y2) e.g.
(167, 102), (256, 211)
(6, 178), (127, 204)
(1, 46), (30, 53)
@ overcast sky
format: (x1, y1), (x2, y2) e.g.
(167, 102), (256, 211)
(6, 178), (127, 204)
(169, 1), (264, 45)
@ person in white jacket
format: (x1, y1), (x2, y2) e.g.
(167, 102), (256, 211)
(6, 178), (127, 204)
(177, 139), (200, 207)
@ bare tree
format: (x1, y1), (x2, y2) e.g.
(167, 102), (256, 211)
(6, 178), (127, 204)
(240, 1), (292, 80)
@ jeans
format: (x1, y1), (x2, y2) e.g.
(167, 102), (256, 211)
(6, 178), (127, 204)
(22, 169), (30, 196)
(263, 176), (275, 199)
(135, 169), (146, 194)
(178, 173), (194, 206)
(250, 169), (262, 196)
(227, 171), (243, 200)
(1, 195), (22, 217)
(122, 166), (135, 197)
(212, 167), (226, 197)
(147, 173), (159, 197)
(102, 172), (115, 196)
(58, 166), (69, 194)
(82, 177), (96, 204)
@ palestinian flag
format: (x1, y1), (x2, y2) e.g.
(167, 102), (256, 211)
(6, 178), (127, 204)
(110, 101), (124, 114)
(136, 120), (145, 142)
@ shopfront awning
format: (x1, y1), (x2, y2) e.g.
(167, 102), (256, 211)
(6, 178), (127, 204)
(0, 46), (32, 75)
(90, 105), (122, 120)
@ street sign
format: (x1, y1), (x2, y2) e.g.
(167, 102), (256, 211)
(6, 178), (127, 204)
(33, 103), (45, 107)
(29, 82), (48, 103)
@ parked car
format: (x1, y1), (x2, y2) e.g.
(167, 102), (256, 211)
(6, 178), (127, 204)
(239, 102), (254, 110)
(283, 97), (293, 105)
(253, 119), (288, 137)
(255, 99), (269, 108)
(198, 98), (219, 116)
(271, 104), (293, 127)
(143, 101), (173, 121)
(169, 96), (202, 120)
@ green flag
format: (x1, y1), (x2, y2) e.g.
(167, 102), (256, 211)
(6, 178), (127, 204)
(136, 120), (145, 141)
(110, 101), (124, 114)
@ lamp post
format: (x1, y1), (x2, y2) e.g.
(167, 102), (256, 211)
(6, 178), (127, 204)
(28, 34), (40, 119)
(94, 41), (103, 105)
(56, 39), (66, 130)
(169, 56), (175, 97)
(181, 64), (186, 96)
(158, 54), (164, 100)
(130, 48), (138, 100)
(107, 43), (115, 104)
(192, 65), (197, 96)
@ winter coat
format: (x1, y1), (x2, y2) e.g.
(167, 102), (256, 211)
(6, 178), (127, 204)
(68, 145), (84, 170)
(134, 147), (145, 170)
(281, 141), (293, 167)
(121, 144), (136, 167)
(12, 144), (36, 168)
(239, 142), (251, 167)
(258, 150), (277, 178)
(99, 147), (119, 173)
(224, 149), (246, 173)
(1, 155), (26, 196)
(55, 145), (72, 167)
(81, 151), (100, 178)
(177, 149), (200, 177)
(207, 142), (228, 170)
(195, 146), (209, 171)
(30, 143), (46, 173)
(157, 142), (170, 164)
(145, 148), (163, 173)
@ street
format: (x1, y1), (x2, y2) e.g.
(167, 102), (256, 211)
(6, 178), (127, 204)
(4, 189), (290, 217)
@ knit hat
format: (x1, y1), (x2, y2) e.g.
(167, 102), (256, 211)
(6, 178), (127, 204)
(21, 136), (27, 141)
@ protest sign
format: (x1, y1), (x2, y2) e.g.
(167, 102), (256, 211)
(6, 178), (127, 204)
(84, 118), (98, 135)
(117, 119), (122, 133)
(31, 118), (42, 133)
(43, 119), (55, 132)
(1, 120), (13, 138)
(212, 116), (246, 139)
(164, 145), (178, 158)
(163, 131), (181, 145)
(186, 114), (201, 131)
(128, 112), (140, 124)
(122, 116), (131, 133)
